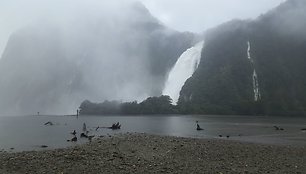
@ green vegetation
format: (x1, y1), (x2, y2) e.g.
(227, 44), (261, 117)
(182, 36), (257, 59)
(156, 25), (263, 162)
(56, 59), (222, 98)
(79, 95), (177, 115)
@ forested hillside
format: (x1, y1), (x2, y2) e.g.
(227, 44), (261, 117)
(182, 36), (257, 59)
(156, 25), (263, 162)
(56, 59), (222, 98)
(179, 0), (306, 116)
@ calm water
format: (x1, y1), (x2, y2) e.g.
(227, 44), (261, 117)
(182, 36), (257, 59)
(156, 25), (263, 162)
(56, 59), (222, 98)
(0, 115), (306, 152)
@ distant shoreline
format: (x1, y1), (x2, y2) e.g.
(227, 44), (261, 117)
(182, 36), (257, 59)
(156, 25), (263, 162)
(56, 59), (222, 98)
(0, 133), (305, 173)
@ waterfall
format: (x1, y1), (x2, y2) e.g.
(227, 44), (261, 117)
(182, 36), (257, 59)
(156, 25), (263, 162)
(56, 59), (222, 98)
(247, 41), (261, 101)
(162, 41), (204, 104)
(253, 70), (260, 101)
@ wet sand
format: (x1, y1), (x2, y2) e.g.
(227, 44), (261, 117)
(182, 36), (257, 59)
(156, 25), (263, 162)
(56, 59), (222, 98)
(0, 133), (305, 174)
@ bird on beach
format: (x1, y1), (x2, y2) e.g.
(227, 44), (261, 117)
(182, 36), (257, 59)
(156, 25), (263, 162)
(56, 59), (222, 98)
(196, 121), (203, 131)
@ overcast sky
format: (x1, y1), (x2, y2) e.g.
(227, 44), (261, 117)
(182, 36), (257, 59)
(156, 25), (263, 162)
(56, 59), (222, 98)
(0, 0), (285, 56)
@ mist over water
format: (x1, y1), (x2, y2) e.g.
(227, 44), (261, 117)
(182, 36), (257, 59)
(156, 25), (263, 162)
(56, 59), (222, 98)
(0, 0), (194, 116)
(163, 41), (204, 104)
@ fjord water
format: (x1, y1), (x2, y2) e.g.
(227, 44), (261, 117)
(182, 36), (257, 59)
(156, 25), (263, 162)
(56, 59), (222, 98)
(0, 115), (306, 152)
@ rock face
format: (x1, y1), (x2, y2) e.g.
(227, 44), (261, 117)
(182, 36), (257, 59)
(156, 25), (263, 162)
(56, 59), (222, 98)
(0, 2), (196, 115)
(179, 0), (306, 115)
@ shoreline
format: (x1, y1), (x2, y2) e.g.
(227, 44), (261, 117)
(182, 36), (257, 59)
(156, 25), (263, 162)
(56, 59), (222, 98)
(1, 133), (305, 173)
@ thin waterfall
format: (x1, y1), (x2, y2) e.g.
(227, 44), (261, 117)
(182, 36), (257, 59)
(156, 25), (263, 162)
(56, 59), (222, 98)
(247, 41), (261, 101)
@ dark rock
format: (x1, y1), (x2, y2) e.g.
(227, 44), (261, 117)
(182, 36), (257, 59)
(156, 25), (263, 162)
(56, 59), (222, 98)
(80, 133), (88, 138)
(71, 137), (77, 142)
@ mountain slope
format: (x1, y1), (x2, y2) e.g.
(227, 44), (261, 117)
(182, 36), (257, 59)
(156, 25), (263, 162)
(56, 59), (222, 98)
(179, 0), (306, 116)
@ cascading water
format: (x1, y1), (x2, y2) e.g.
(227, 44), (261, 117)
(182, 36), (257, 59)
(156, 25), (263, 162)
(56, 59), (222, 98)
(253, 70), (260, 101)
(162, 41), (204, 104)
(247, 41), (261, 101)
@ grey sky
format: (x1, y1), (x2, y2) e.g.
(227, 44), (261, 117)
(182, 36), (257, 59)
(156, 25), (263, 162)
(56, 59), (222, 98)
(0, 0), (285, 56)
(140, 0), (285, 32)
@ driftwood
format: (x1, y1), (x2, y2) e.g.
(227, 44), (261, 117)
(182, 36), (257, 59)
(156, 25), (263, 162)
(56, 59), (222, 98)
(67, 136), (77, 142)
(80, 133), (88, 138)
(93, 122), (122, 131)
(109, 123), (121, 130)
(44, 121), (53, 126)
(274, 126), (284, 130)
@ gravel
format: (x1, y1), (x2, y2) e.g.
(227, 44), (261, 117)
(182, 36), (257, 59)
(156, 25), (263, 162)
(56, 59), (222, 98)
(0, 133), (305, 174)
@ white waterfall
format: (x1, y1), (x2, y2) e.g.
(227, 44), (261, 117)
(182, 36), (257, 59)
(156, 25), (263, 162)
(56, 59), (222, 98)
(253, 70), (260, 101)
(247, 41), (261, 101)
(247, 41), (253, 63)
(162, 41), (204, 104)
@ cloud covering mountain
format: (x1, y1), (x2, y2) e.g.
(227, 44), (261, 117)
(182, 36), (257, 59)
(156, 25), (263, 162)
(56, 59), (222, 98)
(0, 1), (195, 115)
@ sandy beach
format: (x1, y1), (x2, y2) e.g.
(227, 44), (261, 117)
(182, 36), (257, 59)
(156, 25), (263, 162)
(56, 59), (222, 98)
(0, 133), (305, 174)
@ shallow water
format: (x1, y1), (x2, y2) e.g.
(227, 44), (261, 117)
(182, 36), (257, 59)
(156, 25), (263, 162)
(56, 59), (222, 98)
(0, 115), (306, 151)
